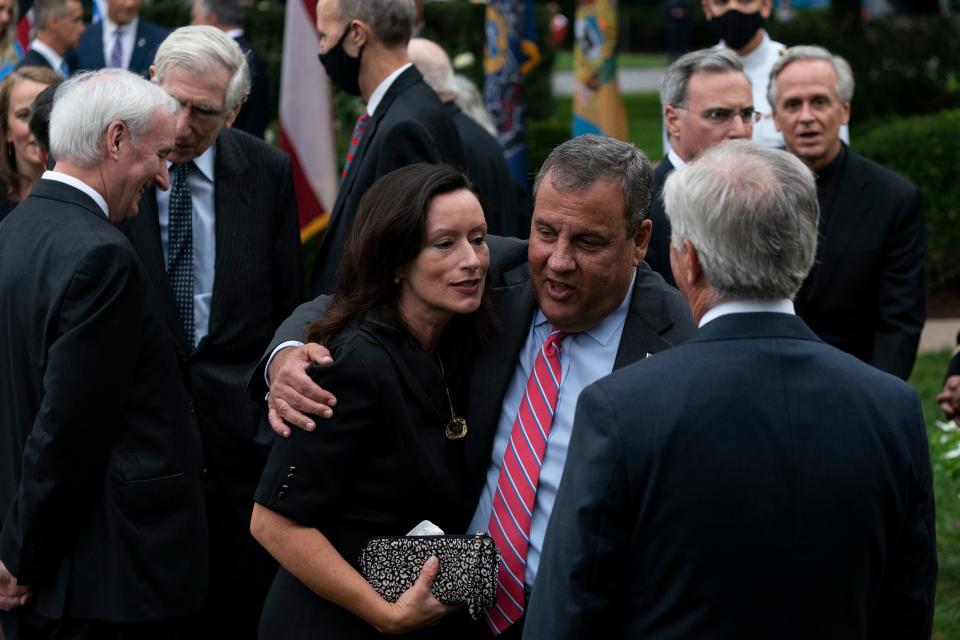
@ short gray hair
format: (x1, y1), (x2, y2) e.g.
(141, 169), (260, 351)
(660, 48), (746, 110)
(768, 45), (855, 107)
(33, 0), (74, 31)
(153, 26), (251, 112)
(196, 0), (245, 25)
(663, 140), (819, 299)
(452, 75), (496, 136)
(50, 69), (179, 167)
(339, 0), (415, 47)
(533, 135), (653, 237)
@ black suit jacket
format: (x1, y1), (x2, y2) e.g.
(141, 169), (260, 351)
(309, 66), (464, 296)
(795, 147), (925, 380)
(0, 180), (208, 621)
(66, 18), (168, 77)
(232, 34), (270, 139)
(122, 128), (303, 520)
(645, 156), (676, 287)
(526, 312), (936, 639)
(254, 319), (471, 638)
(448, 102), (525, 238)
(15, 48), (54, 72)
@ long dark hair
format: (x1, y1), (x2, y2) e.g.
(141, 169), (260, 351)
(304, 163), (496, 373)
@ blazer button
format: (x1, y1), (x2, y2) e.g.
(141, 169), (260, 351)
(278, 491), (286, 499)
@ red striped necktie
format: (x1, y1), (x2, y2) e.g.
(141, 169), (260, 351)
(485, 327), (567, 635)
(341, 112), (369, 178)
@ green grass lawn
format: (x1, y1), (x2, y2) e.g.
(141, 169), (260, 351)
(913, 349), (960, 638)
(553, 50), (669, 71)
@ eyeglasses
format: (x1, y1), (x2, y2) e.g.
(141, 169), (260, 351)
(673, 105), (762, 125)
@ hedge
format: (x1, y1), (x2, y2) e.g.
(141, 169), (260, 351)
(854, 109), (960, 293)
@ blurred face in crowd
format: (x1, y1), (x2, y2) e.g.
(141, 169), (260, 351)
(190, 0), (213, 26)
(153, 63), (237, 163)
(5, 78), (50, 177)
(105, 108), (175, 221)
(529, 171), (649, 333)
(701, 0), (771, 19)
(107, 0), (142, 26)
(397, 188), (489, 336)
(49, 0), (85, 51)
(0, 0), (15, 33)
(772, 58), (850, 171)
(665, 70), (754, 163)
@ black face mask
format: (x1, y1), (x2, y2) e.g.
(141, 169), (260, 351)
(318, 25), (363, 96)
(708, 9), (764, 51)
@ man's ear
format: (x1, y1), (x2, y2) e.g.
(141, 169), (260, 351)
(105, 120), (126, 160)
(840, 101), (851, 126)
(224, 98), (244, 128)
(632, 218), (652, 265)
(665, 105), (682, 142)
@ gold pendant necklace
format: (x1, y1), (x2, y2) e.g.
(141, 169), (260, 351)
(437, 356), (468, 440)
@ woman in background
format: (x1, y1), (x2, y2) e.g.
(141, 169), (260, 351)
(0, 66), (60, 219)
(0, 0), (23, 79)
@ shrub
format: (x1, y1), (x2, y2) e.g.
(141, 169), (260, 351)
(854, 109), (960, 293)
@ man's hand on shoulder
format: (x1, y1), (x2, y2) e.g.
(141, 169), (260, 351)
(0, 560), (31, 611)
(267, 344), (338, 437)
(938, 374), (960, 420)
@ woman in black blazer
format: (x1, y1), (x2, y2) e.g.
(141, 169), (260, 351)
(251, 163), (495, 638)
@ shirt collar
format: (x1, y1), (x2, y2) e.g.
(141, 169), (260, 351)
(366, 62), (412, 116)
(167, 142), (216, 181)
(29, 39), (64, 69)
(815, 141), (846, 183)
(225, 28), (244, 39)
(667, 149), (687, 170)
(103, 15), (138, 36)
(533, 270), (637, 346)
(699, 298), (795, 328)
(42, 170), (110, 219)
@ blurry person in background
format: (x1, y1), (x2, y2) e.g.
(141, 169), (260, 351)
(0, 66), (61, 220)
(0, 0), (23, 79)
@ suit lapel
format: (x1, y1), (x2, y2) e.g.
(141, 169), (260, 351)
(207, 130), (251, 347)
(127, 188), (191, 355)
(806, 153), (872, 298)
(613, 265), (679, 369)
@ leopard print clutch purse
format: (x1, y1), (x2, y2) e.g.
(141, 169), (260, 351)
(359, 533), (500, 620)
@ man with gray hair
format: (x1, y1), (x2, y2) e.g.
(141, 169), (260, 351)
(309, 0), (463, 295)
(0, 69), (208, 638)
(526, 139), (937, 639)
(119, 25), (303, 639)
(253, 134), (695, 638)
(407, 37), (524, 237)
(647, 47), (755, 287)
(771, 45), (924, 380)
(16, 0), (84, 76)
(191, 0), (270, 138)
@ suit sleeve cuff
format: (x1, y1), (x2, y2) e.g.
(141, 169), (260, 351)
(263, 340), (305, 399)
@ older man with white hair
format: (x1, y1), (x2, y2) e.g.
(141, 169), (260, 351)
(0, 69), (208, 639)
(526, 139), (936, 639)
(118, 25), (303, 639)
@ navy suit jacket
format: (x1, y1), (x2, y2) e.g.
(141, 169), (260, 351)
(0, 180), (207, 622)
(526, 312), (937, 639)
(644, 156), (676, 287)
(122, 128), (303, 521)
(794, 146), (925, 380)
(66, 18), (168, 77)
(15, 48), (55, 73)
(309, 66), (464, 296)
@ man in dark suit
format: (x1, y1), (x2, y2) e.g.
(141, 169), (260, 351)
(66, 0), (166, 77)
(647, 47), (754, 287)
(191, 0), (270, 138)
(254, 136), (695, 638)
(309, 0), (463, 296)
(771, 45), (925, 380)
(408, 37), (525, 238)
(15, 0), (84, 76)
(120, 26), (302, 640)
(526, 139), (937, 639)
(0, 69), (207, 638)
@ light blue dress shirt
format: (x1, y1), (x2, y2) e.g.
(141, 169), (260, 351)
(467, 274), (635, 587)
(157, 144), (216, 348)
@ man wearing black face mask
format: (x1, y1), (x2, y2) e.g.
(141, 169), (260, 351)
(308, 0), (464, 297)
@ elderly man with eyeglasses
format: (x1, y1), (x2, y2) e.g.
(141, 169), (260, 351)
(645, 48), (756, 287)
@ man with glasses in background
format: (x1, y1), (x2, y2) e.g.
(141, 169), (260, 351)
(645, 48), (756, 286)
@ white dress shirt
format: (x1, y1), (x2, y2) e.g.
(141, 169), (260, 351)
(156, 144), (217, 348)
(100, 16), (138, 70)
(699, 298), (795, 328)
(467, 274), (636, 587)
